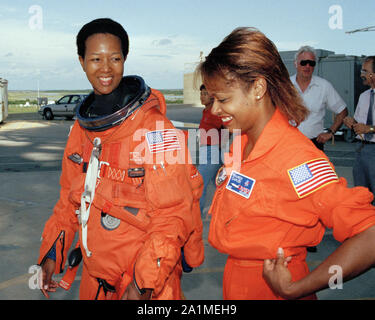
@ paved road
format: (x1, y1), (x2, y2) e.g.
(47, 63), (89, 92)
(0, 107), (375, 300)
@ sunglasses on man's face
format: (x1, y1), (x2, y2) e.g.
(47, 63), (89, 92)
(361, 69), (373, 75)
(300, 60), (316, 67)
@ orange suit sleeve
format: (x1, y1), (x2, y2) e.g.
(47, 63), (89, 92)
(313, 177), (375, 242)
(38, 121), (81, 273)
(133, 120), (200, 296)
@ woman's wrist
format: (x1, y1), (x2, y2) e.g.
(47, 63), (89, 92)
(279, 281), (301, 300)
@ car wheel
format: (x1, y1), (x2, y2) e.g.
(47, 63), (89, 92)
(44, 109), (54, 120)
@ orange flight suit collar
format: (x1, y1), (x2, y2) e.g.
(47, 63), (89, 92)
(225, 107), (290, 165)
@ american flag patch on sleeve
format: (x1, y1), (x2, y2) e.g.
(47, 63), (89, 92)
(287, 158), (338, 198)
(146, 129), (181, 154)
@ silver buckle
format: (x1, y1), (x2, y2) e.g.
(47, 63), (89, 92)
(97, 161), (110, 179)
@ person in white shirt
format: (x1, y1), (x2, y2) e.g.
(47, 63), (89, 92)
(291, 46), (348, 151)
(344, 56), (375, 203)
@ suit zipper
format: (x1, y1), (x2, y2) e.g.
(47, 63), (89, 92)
(59, 230), (66, 273)
(40, 230), (65, 272)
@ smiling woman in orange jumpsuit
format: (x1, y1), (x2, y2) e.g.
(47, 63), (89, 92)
(37, 18), (204, 300)
(197, 27), (375, 300)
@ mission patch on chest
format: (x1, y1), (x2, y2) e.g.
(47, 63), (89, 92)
(226, 170), (256, 199)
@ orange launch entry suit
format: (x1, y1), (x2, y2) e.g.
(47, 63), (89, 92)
(38, 86), (204, 300)
(209, 108), (375, 300)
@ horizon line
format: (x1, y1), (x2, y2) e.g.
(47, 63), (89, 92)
(8, 88), (184, 92)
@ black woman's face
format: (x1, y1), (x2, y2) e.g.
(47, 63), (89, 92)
(79, 33), (125, 95)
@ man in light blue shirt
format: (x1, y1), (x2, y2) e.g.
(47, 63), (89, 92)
(344, 56), (375, 203)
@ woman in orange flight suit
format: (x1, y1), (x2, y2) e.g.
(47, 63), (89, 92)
(37, 18), (204, 300)
(197, 27), (375, 300)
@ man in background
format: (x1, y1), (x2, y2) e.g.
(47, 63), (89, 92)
(344, 56), (375, 203)
(291, 46), (348, 151)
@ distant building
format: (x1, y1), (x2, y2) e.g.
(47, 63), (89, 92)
(183, 52), (204, 107)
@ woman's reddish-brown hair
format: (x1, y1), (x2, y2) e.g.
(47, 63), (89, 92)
(196, 27), (308, 125)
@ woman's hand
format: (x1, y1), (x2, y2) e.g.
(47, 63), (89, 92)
(40, 258), (58, 298)
(263, 248), (297, 299)
(121, 281), (153, 300)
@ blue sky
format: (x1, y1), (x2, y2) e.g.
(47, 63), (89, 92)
(0, 0), (374, 90)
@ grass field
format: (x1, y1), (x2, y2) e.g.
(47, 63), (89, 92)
(8, 105), (39, 114)
(7, 89), (184, 113)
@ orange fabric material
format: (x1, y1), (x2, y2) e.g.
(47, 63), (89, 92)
(59, 242), (81, 291)
(79, 260), (182, 300)
(199, 107), (223, 146)
(209, 108), (375, 300)
(223, 256), (316, 300)
(183, 164), (204, 267)
(79, 263), (118, 300)
(150, 88), (167, 115)
(38, 89), (203, 299)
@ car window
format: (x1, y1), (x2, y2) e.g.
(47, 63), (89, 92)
(58, 96), (71, 104)
(70, 95), (81, 104)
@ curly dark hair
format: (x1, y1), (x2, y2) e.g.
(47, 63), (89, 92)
(76, 18), (129, 59)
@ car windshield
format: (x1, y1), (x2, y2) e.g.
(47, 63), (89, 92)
(70, 96), (81, 103)
(58, 96), (70, 104)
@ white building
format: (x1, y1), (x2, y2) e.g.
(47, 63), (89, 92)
(183, 52), (204, 106)
(0, 78), (8, 123)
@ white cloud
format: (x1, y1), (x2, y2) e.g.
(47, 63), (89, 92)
(129, 34), (212, 68)
(0, 18), (85, 88)
(0, 19), (76, 64)
(274, 40), (319, 51)
(121, 33), (214, 88)
(152, 38), (173, 46)
(0, 19), (214, 89)
(0, 4), (17, 15)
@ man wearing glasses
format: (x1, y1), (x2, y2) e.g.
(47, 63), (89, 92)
(291, 46), (348, 151)
(343, 56), (375, 204)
